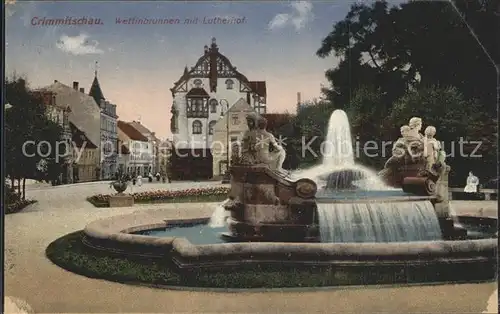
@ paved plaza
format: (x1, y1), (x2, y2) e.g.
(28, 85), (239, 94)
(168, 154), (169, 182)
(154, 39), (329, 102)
(4, 181), (498, 313)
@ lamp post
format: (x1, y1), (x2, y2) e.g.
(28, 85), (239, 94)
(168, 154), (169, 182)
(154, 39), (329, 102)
(220, 99), (230, 182)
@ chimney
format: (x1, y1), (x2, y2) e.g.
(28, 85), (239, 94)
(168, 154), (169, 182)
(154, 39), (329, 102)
(73, 81), (79, 90)
(79, 88), (85, 93)
(296, 92), (302, 113)
(54, 80), (58, 83)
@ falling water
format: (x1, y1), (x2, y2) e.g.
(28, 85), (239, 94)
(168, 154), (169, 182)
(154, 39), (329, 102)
(209, 199), (230, 228)
(317, 200), (443, 242)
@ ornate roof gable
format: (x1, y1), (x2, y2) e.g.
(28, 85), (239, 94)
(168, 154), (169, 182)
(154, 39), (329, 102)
(170, 38), (251, 94)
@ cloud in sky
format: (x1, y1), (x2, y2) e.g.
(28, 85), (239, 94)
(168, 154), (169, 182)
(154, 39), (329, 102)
(56, 33), (104, 55)
(268, 1), (314, 31)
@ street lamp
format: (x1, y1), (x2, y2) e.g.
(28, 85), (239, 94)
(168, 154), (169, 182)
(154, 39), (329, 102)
(5, 103), (12, 110)
(219, 99), (231, 182)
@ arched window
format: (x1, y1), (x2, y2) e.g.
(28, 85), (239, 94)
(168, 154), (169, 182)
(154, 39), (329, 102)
(208, 120), (216, 135)
(225, 79), (234, 90)
(192, 120), (202, 134)
(209, 99), (218, 113)
(193, 79), (202, 87)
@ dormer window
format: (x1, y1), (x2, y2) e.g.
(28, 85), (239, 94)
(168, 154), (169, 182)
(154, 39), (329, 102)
(225, 79), (234, 90)
(193, 79), (202, 88)
(209, 99), (218, 113)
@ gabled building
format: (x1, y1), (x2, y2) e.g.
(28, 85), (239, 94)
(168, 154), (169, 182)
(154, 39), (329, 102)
(211, 98), (254, 178)
(89, 70), (118, 180)
(40, 81), (102, 181)
(32, 89), (73, 183)
(169, 37), (267, 179)
(116, 142), (131, 174)
(127, 120), (160, 173)
(70, 122), (99, 182)
(117, 120), (153, 176)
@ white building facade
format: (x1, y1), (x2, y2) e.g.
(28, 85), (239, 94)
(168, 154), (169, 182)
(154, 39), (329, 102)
(169, 38), (267, 180)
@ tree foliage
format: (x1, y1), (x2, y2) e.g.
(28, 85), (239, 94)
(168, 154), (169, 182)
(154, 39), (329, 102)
(309, 0), (498, 185)
(5, 76), (66, 199)
(317, 0), (498, 114)
(345, 86), (390, 169)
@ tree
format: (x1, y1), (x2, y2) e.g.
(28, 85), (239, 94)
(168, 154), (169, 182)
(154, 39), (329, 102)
(5, 76), (66, 199)
(280, 99), (337, 168)
(345, 86), (390, 169)
(317, 0), (498, 115)
(389, 86), (497, 185)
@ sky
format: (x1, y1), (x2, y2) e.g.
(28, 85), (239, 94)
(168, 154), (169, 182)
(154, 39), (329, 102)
(6, 0), (404, 139)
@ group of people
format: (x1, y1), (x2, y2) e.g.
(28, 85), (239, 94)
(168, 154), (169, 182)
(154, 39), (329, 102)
(116, 171), (171, 186)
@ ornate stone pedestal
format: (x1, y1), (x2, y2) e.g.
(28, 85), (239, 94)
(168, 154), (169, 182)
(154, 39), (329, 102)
(109, 194), (134, 207)
(224, 165), (318, 242)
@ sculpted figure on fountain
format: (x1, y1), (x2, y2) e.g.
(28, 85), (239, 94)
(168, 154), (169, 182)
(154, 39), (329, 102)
(379, 117), (447, 187)
(238, 112), (259, 165)
(254, 116), (287, 172)
(234, 113), (286, 173)
(423, 125), (446, 175)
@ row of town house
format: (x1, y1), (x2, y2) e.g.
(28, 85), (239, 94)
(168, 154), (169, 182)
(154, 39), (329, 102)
(36, 37), (294, 182)
(35, 73), (164, 183)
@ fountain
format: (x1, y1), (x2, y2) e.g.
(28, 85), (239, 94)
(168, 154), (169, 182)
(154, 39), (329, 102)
(291, 110), (387, 190)
(81, 110), (497, 284)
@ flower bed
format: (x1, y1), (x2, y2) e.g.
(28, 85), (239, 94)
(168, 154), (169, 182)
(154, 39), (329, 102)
(5, 199), (37, 214)
(87, 187), (230, 207)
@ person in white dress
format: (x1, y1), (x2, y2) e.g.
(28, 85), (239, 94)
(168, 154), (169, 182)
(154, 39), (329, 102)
(464, 171), (479, 193)
(137, 174), (143, 187)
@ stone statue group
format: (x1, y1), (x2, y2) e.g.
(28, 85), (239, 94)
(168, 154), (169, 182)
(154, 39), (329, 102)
(380, 116), (448, 185)
(232, 113), (286, 172)
(233, 113), (448, 182)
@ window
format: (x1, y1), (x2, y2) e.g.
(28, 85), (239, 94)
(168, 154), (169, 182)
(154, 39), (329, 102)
(192, 120), (202, 134)
(225, 79), (234, 90)
(193, 79), (202, 87)
(231, 114), (239, 125)
(230, 136), (238, 142)
(208, 120), (216, 135)
(195, 99), (203, 112)
(209, 99), (218, 113)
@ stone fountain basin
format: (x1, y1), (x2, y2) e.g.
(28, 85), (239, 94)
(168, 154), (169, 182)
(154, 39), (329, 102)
(83, 210), (497, 272)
